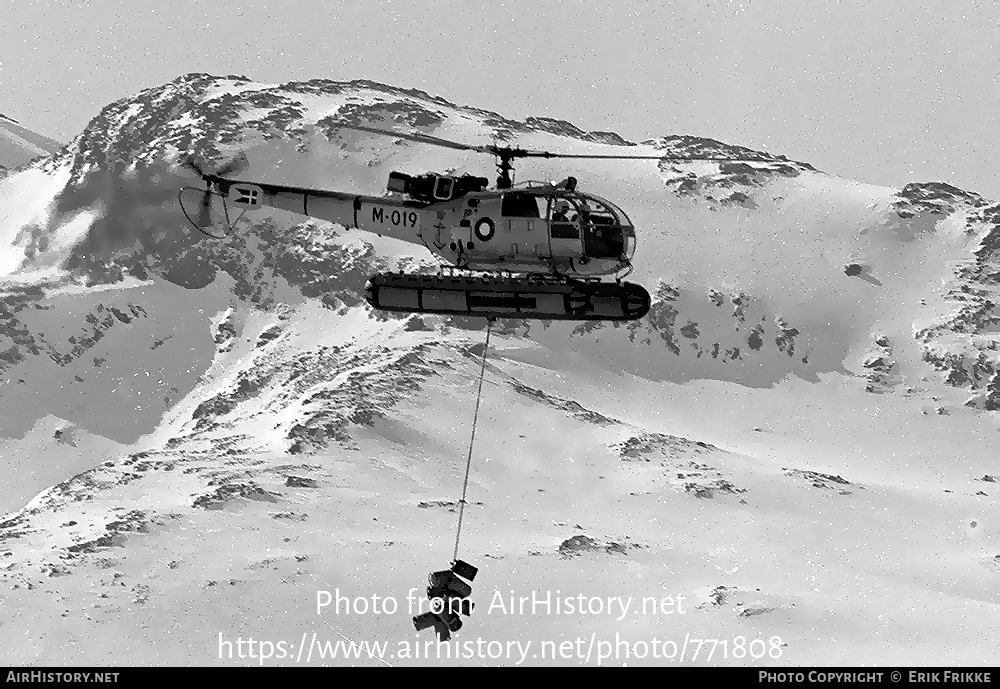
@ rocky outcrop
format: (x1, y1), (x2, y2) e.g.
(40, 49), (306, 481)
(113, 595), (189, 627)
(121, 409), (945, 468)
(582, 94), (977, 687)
(861, 333), (899, 393)
(893, 182), (986, 219)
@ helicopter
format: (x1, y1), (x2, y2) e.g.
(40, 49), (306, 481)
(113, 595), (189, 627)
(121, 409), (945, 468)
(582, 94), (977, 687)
(179, 124), (769, 322)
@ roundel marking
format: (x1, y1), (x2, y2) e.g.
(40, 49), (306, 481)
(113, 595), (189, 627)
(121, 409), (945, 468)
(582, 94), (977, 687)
(474, 217), (495, 242)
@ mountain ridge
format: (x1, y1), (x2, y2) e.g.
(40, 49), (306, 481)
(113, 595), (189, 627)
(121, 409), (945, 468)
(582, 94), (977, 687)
(2, 72), (998, 401)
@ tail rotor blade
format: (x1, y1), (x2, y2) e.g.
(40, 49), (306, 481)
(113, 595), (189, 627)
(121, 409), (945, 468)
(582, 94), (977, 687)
(196, 190), (213, 228)
(183, 158), (207, 180)
(181, 152), (248, 181)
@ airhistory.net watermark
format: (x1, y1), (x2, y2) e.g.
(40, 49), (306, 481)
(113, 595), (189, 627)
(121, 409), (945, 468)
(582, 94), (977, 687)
(316, 588), (689, 622)
(217, 631), (777, 665)
(5, 672), (120, 683)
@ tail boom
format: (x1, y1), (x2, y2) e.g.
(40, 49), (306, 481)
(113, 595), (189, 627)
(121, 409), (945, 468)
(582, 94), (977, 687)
(221, 179), (428, 244)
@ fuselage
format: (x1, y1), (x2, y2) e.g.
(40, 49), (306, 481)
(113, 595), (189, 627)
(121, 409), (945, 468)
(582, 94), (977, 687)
(215, 177), (637, 278)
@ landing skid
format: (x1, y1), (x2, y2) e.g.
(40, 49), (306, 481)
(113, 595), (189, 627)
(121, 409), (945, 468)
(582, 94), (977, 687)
(365, 271), (651, 321)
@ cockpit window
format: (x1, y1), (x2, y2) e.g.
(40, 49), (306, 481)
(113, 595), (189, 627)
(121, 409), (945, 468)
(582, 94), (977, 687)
(501, 192), (543, 218)
(578, 198), (616, 227)
(586, 193), (632, 228)
(575, 195), (627, 258)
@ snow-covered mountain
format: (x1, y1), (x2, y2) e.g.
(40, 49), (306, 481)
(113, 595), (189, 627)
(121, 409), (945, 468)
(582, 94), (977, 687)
(0, 113), (62, 172)
(0, 74), (997, 666)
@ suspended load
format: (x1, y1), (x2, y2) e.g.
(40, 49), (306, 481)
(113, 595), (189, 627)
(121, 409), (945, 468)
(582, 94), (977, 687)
(365, 273), (651, 321)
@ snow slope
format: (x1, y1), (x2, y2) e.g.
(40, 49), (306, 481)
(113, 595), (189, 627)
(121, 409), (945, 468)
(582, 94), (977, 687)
(0, 74), (997, 667)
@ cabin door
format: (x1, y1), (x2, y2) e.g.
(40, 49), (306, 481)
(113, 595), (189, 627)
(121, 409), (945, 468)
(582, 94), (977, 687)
(499, 192), (546, 260)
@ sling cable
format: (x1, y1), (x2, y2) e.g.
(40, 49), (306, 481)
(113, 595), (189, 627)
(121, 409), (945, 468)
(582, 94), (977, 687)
(412, 318), (494, 641)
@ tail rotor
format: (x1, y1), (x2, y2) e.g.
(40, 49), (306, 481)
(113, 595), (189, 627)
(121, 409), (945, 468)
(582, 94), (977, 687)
(178, 153), (250, 239)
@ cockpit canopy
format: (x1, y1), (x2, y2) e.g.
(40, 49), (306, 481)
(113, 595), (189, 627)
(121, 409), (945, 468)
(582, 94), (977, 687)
(500, 189), (636, 262)
(578, 192), (636, 263)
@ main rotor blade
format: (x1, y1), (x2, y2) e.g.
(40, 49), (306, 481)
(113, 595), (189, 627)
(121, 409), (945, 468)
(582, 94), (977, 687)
(332, 124), (775, 163)
(518, 151), (775, 162)
(334, 124), (494, 154)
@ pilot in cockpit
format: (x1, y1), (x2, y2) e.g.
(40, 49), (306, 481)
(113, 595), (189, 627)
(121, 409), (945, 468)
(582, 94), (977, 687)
(551, 200), (571, 223)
